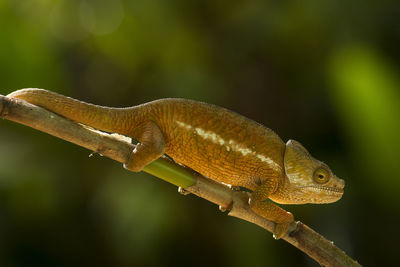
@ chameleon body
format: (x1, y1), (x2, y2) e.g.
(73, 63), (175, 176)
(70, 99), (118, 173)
(7, 89), (345, 239)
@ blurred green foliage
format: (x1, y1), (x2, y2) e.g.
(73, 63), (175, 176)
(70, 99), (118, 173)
(330, 45), (400, 199)
(0, 0), (399, 266)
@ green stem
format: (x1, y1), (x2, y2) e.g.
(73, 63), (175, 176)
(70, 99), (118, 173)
(143, 157), (196, 188)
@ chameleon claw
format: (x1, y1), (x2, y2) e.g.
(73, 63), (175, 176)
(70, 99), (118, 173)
(272, 221), (291, 240)
(219, 200), (233, 212)
(178, 187), (191, 195)
(229, 185), (241, 191)
(218, 205), (227, 212)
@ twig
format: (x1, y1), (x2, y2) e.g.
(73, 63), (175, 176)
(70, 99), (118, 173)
(0, 94), (361, 267)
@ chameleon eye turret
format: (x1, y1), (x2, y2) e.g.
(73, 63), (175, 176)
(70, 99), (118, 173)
(313, 167), (330, 184)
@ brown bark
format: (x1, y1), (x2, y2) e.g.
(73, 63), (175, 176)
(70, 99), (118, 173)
(0, 94), (361, 267)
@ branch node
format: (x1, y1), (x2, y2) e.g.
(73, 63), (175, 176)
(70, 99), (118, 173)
(288, 221), (301, 237)
(0, 94), (8, 117)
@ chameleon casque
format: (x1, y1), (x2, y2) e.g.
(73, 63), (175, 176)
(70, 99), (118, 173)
(7, 89), (345, 239)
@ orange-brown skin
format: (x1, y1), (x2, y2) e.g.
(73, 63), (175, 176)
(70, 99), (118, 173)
(7, 89), (345, 239)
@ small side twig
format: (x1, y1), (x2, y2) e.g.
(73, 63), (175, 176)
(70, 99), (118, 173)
(0, 94), (361, 267)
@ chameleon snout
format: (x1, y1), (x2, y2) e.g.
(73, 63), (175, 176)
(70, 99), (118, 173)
(339, 177), (345, 188)
(334, 175), (345, 191)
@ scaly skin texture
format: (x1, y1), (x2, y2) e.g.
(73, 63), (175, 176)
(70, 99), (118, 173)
(7, 89), (345, 239)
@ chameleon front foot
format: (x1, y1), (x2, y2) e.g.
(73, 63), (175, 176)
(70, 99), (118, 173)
(249, 180), (294, 239)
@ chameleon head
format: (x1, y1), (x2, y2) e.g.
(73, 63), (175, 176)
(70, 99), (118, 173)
(277, 139), (345, 204)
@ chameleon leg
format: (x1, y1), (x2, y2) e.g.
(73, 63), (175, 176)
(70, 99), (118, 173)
(124, 121), (166, 172)
(249, 180), (294, 239)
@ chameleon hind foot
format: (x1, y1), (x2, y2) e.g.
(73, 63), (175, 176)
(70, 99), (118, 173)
(123, 121), (166, 172)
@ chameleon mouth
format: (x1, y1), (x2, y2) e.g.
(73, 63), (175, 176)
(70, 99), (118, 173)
(299, 185), (344, 195)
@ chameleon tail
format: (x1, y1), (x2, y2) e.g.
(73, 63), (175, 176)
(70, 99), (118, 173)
(7, 88), (145, 136)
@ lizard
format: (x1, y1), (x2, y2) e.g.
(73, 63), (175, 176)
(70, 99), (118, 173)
(7, 88), (345, 239)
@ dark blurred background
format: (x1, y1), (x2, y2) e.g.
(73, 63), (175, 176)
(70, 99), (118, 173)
(1, 0), (400, 266)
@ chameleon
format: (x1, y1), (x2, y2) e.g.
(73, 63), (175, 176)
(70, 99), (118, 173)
(7, 88), (345, 239)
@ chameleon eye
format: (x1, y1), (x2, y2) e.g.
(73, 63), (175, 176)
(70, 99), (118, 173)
(313, 167), (330, 184)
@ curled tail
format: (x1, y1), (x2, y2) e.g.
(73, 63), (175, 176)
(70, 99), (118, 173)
(7, 88), (143, 135)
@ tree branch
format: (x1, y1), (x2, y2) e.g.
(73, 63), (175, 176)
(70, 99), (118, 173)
(0, 94), (361, 267)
